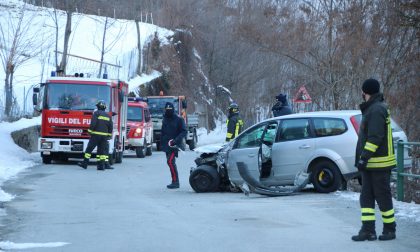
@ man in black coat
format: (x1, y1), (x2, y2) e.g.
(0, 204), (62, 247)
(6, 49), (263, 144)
(161, 102), (187, 189)
(272, 93), (292, 117)
(78, 100), (113, 171)
(352, 79), (397, 242)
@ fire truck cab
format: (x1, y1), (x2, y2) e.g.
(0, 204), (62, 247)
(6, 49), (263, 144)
(125, 97), (153, 158)
(33, 72), (128, 164)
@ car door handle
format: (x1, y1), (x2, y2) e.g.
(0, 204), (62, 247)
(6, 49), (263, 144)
(299, 145), (311, 149)
(248, 154), (256, 157)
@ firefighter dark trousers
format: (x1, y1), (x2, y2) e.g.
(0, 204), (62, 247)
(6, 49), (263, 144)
(83, 134), (108, 169)
(359, 170), (396, 233)
(166, 150), (179, 183)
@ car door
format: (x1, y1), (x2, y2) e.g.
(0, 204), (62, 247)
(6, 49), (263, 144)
(271, 118), (315, 184)
(227, 122), (268, 180)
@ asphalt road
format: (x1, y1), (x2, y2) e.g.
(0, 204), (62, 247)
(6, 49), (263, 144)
(1, 150), (419, 252)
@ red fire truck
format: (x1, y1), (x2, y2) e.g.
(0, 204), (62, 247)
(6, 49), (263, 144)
(33, 72), (128, 164)
(125, 97), (153, 158)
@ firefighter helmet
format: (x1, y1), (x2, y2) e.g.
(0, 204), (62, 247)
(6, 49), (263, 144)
(96, 100), (107, 110)
(228, 102), (239, 114)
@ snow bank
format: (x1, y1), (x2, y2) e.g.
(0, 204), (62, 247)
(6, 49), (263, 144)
(196, 120), (227, 147)
(335, 191), (420, 223)
(0, 117), (41, 202)
(0, 241), (69, 250)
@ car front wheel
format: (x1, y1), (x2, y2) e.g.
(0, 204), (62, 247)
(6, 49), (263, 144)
(311, 160), (342, 193)
(189, 165), (220, 193)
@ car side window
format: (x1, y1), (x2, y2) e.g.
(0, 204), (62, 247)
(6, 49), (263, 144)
(236, 123), (267, 149)
(279, 119), (310, 141)
(262, 122), (278, 145)
(313, 118), (347, 137)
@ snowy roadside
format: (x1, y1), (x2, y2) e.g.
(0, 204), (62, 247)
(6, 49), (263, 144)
(0, 117), (42, 203)
(335, 191), (420, 223)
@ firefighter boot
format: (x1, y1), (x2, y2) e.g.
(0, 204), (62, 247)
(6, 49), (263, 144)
(167, 181), (180, 189)
(352, 222), (377, 241)
(379, 223), (396, 241)
(379, 231), (396, 241)
(77, 159), (89, 169)
(104, 162), (114, 170)
(97, 161), (105, 171)
(351, 230), (377, 241)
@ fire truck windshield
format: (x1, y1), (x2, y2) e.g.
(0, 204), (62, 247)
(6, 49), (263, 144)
(127, 106), (143, 122)
(45, 83), (111, 111)
(148, 98), (179, 118)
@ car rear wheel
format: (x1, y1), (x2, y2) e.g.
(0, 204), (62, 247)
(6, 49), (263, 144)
(189, 165), (220, 193)
(311, 160), (342, 193)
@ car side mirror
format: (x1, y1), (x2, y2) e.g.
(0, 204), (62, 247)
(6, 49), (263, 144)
(182, 100), (187, 109)
(32, 93), (38, 106)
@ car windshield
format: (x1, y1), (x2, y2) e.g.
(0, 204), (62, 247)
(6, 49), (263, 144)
(45, 83), (110, 111)
(147, 98), (179, 118)
(127, 106), (143, 122)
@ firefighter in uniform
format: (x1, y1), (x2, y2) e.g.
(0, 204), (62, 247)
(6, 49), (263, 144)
(352, 79), (397, 241)
(78, 100), (113, 171)
(161, 102), (187, 189)
(225, 103), (244, 142)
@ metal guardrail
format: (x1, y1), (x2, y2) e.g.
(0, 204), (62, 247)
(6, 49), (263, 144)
(394, 142), (420, 201)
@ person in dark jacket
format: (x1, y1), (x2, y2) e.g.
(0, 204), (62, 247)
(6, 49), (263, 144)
(78, 100), (113, 171)
(161, 102), (187, 189)
(272, 93), (292, 117)
(352, 79), (397, 242)
(226, 103), (244, 142)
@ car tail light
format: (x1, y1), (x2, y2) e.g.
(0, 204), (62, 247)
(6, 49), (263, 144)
(350, 116), (359, 134)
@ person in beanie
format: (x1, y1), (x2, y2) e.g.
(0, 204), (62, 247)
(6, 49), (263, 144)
(352, 78), (397, 241)
(272, 93), (292, 117)
(225, 102), (244, 142)
(78, 100), (113, 171)
(161, 102), (187, 189)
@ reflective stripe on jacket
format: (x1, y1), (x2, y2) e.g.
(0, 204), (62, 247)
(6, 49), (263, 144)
(226, 114), (244, 141)
(355, 93), (396, 170)
(89, 110), (113, 137)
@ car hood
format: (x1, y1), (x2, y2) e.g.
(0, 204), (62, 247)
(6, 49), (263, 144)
(194, 143), (225, 154)
(195, 141), (235, 154)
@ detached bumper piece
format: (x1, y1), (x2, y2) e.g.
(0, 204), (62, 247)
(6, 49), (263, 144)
(236, 162), (310, 197)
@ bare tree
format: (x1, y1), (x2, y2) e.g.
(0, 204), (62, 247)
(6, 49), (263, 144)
(0, 3), (49, 118)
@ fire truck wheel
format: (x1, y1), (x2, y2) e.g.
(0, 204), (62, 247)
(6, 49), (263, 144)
(188, 132), (197, 150)
(146, 144), (152, 156)
(136, 146), (146, 158)
(116, 151), (123, 163)
(42, 155), (52, 164)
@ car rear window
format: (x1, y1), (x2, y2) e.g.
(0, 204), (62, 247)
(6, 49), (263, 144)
(313, 118), (347, 137)
(353, 114), (402, 132)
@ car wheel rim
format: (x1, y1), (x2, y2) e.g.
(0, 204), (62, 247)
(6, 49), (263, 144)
(318, 169), (333, 187)
(193, 172), (212, 191)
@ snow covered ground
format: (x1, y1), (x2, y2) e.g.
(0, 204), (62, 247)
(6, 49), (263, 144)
(0, 0), (173, 117)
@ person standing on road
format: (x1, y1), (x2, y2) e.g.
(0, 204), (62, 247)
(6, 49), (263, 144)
(271, 93), (292, 117)
(352, 79), (397, 242)
(225, 102), (244, 142)
(78, 100), (113, 171)
(161, 102), (187, 189)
